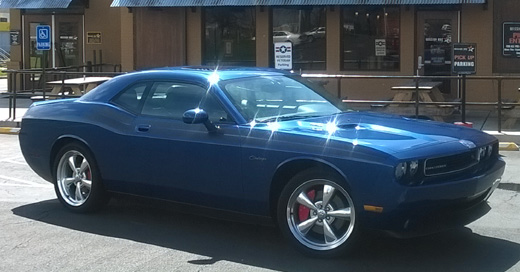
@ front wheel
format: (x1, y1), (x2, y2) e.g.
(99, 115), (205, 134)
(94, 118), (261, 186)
(54, 143), (109, 212)
(277, 169), (357, 257)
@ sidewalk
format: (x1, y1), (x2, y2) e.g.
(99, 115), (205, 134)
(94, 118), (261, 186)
(1, 78), (519, 149)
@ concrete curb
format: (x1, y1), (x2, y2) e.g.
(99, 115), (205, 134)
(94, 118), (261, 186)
(499, 142), (520, 151)
(0, 127), (20, 135)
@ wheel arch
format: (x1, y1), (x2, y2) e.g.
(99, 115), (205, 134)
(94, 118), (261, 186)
(269, 157), (350, 219)
(50, 135), (93, 179)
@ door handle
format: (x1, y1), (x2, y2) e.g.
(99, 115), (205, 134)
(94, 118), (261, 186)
(136, 124), (151, 132)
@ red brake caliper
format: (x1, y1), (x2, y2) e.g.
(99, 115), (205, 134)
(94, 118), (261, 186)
(298, 190), (315, 222)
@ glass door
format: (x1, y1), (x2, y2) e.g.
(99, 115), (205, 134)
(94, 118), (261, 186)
(417, 11), (459, 97)
(24, 15), (52, 70)
(55, 15), (83, 67)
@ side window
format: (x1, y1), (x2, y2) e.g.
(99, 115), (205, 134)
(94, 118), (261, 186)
(111, 83), (147, 114)
(141, 82), (232, 123)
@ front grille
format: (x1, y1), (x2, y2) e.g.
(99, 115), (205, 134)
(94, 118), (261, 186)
(424, 150), (478, 176)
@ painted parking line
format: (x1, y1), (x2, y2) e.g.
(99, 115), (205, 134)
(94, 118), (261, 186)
(0, 183), (53, 188)
(0, 174), (51, 187)
(0, 156), (28, 165)
(0, 159), (27, 166)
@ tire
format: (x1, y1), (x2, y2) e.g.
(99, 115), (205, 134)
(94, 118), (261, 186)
(53, 142), (109, 213)
(277, 169), (357, 257)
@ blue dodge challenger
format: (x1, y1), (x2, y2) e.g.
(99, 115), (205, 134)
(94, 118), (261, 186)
(19, 67), (505, 257)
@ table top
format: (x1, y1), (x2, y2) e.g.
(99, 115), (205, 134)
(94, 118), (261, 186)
(47, 77), (112, 85)
(391, 81), (442, 90)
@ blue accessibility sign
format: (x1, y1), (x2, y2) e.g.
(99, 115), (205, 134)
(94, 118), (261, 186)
(36, 25), (51, 50)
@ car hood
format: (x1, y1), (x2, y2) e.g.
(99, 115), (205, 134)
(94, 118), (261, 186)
(252, 112), (497, 157)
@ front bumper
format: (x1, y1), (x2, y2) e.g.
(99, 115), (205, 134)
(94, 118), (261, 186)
(362, 157), (505, 236)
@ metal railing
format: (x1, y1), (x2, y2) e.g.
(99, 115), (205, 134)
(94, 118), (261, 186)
(3, 70), (520, 132)
(4, 68), (124, 120)
(302, 74), (520, 132)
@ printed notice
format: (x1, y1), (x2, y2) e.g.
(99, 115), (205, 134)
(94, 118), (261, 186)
(274, 42), (292, 70)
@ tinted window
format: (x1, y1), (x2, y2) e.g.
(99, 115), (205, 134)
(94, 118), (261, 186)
(111, 83), (148, 113)
(342, 7), (400, 71)
(141, 82), (231, 123)
(204, 7), (256, 66)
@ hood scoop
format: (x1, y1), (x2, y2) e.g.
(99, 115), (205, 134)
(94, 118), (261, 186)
(337, 123), (361, 130)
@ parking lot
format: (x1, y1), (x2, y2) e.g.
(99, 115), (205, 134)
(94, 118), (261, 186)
(0, 133), (519, 271)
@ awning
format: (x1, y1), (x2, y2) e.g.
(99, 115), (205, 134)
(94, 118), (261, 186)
(0, 0), (73, 9)
(111, 0), (486, 7)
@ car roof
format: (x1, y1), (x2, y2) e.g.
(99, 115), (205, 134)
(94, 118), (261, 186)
(155, 66), (293, 81)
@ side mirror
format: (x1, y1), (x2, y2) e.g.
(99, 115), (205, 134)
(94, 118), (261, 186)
(182, 108), (217, 132)
(183, 108), (208, 124)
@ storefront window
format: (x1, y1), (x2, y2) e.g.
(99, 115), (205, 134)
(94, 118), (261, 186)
(342, 7), (400, 71)
(204, 7), (256, 66)
(273, 7), (326, 70)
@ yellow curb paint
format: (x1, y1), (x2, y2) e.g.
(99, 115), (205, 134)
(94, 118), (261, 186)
(0, 127), (20, 135)
(499, 142), (520, 151)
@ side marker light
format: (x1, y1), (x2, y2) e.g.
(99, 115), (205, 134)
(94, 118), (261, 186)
(364, 205), (384, 213)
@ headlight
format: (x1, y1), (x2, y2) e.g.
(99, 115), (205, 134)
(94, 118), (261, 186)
(409, 160), (419, 176)
(395, 160), (421, 185)
(478, 147), (486, 161)
(395, 162), (407, 180)
(477, 144), (494, 162)
(486, 145), (493, 158)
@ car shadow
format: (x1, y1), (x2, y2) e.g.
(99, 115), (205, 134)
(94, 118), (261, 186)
(12, 197), (520, 272)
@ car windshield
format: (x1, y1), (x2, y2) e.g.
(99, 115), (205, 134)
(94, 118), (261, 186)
(219, 75), (347, 123)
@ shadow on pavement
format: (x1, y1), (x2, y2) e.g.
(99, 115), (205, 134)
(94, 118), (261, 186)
(12, 197), (520, 272)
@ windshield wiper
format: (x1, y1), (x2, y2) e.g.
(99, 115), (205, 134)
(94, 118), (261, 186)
(256, 114), (327, 123)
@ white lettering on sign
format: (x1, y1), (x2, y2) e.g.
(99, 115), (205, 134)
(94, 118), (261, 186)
(454, 62), (475, 67)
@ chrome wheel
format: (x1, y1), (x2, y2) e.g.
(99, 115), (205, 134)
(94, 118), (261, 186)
(56, 150), (92, 207)
(285, 179), (356, 251)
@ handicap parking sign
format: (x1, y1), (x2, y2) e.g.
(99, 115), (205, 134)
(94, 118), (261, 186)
(36, 25), (51, 50)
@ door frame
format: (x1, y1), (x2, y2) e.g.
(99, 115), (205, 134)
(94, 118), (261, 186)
(23, 14), (85, 70)
(416, 10), (460, 97)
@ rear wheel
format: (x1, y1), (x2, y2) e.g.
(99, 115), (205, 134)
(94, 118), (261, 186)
(277, 169), (357, 257)
(54, 143), (109, 212)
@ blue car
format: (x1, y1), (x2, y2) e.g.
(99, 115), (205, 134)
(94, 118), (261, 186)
(19, 67), (505, 257)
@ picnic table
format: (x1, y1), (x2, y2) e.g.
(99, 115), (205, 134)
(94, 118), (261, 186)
(390, 81), (445, 105)
(372, 81), (454, 122)
(48, 76), (112, 96)
(31, 76), (112, 101)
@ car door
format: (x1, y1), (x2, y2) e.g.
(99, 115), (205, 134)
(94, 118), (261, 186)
(110, 80), (243, 210)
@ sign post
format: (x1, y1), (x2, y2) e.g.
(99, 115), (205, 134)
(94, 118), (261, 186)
(36, 25), (51, 99)
(452, 43), (476, 123)
(274, 42), (292, 70)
